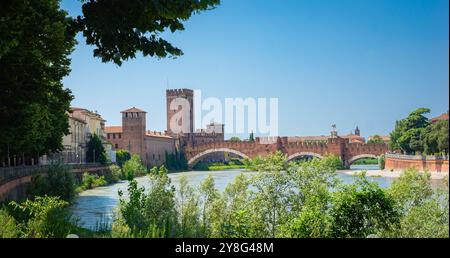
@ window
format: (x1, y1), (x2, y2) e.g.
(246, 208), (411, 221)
(115, 144), (118, 149)
(152, 154), (155, 160)
(107, 134), (110, 139)
(119, 133), (121, 139)
(113, 134), (116, 139)
(158, 154), (161, 160)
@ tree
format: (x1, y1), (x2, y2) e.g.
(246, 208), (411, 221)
(330, 175), (399, 238)
(229, 137), (241, 142)
(389, 108), (430, 154)
(86, 134), (107, 164)
(249, 131), (255, 142)
(28, 163), (76, 202)
(76, 0), (220, 66)
(122, 155), (147, 180)
(0, 0), (220, 165)
(0, 0), (76, 165)
(116, 150), (131, 168)
(367, 135), (385, 144)
(422, 120), (449, 155)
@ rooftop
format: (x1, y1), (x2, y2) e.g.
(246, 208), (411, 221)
(121, 107), (146, 113)
(431, 112), (449, 122)
(105, 126), (123, 133)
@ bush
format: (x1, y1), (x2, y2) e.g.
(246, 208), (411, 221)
(321, 154), (345, 170)
(77, 172), (107, 192)
(28, 163), (76, 202)
(379, 154), (385, 170)
(116, 150), (131, 168)
(122, 155), (147, 180)
(10, 196), (78, 238)
(0, 209), (20, 238)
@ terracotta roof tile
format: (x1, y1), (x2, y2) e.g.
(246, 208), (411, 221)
(121, 107), (146, 113)
(105, 126), (123, 133)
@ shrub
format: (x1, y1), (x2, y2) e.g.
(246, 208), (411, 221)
(0, 209), (20, 238)
(10, 196), (78, 238)
(28, 163), (76, 202)
(122, 155), (147, 180)
(77, 172), (107, 192)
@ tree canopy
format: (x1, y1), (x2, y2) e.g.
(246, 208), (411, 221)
(0, 0), (220, 165)
(389, 108), (448, 155)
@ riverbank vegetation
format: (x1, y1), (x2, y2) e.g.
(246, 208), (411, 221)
(352, 158), (379, 165)
(105, 152), (448, 238)
(193, 160), (247, 171)
(1, 152), (448, 238)
(390, 108), (449, 155)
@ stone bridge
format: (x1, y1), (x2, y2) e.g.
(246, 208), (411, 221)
(183, 137), (388, 169)
(0, 163), (110, 201)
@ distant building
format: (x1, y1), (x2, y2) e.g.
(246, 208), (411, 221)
(71, 107), (106, 139)
(368, 135), (390, 144)
(105, 107), (176, 168)
(431, 111), (449, 123)
(60, 113), (88, 163)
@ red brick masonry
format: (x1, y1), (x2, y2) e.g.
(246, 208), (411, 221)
(385, 153), (449, 173)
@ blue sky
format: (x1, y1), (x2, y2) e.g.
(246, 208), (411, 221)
(61, 0), (449, 139)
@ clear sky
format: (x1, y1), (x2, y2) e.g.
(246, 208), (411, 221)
(60, 0), (449, 139)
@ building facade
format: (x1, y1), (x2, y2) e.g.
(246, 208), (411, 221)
(105, 107), (176, 168)
(60, 113), (88, 163)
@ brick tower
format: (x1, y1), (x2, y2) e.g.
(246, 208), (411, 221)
(121, 107), (146, 161)
(166, 89), (194, 136)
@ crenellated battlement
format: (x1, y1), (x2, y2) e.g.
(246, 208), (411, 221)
(166, 88), (194, 97)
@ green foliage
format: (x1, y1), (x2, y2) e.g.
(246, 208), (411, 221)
(388, 168), (433, 212)
(381, 168), (449, 237)
(110, 153), (448, 239)
(352, 158), (379, 165)
(321, 154), (345, 170)
(108, 164), (123, 182)
(76, 0), (220, 65)
(329, 175), (399, 238)
(249, 132), (255, 142)
(379, 154), (385, 170)
(367, 135), (385, 144)
(422, 120), (449, 155)
(114, 166), (177, 237)
(122, 154), (147, 180)
(229, 137), (241, 142)
(0, 0), (75, 162)
(0, 0), (220, 164)
(76, 172), (108, 192)
(115, 150), (131, 168)
(165, 151), (188, 171)
(10, 196), (78, 238)
(86, 134), (107, 164)
(389, 108), (430, 154)
(0, 208), (20, 238)
(28, 163), (76, 202)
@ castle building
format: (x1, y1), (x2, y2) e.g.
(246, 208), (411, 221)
(105, 89), (226, 169)
(105, 107), (176, 168)
(165, 89), (224, 148)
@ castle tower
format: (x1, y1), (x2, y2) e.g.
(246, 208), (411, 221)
(121, 107), (146, 161)
(355, 126), (360, 136)
(166, 89), (194, 136)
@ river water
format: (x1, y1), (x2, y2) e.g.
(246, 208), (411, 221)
(69, 165), (444, 230)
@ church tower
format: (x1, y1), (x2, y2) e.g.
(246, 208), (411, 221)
(121, 107), (146, 160)
(355, 126), (360, 136)
(166, 89), (194, 136)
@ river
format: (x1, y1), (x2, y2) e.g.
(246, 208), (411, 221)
(69, 165), (444, 230)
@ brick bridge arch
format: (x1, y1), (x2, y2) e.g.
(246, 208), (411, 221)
(188, 148), (250, 167)
(287, 152), (324, 162)
(183, 137), (388, 169)
(347, 154), (379, 166)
